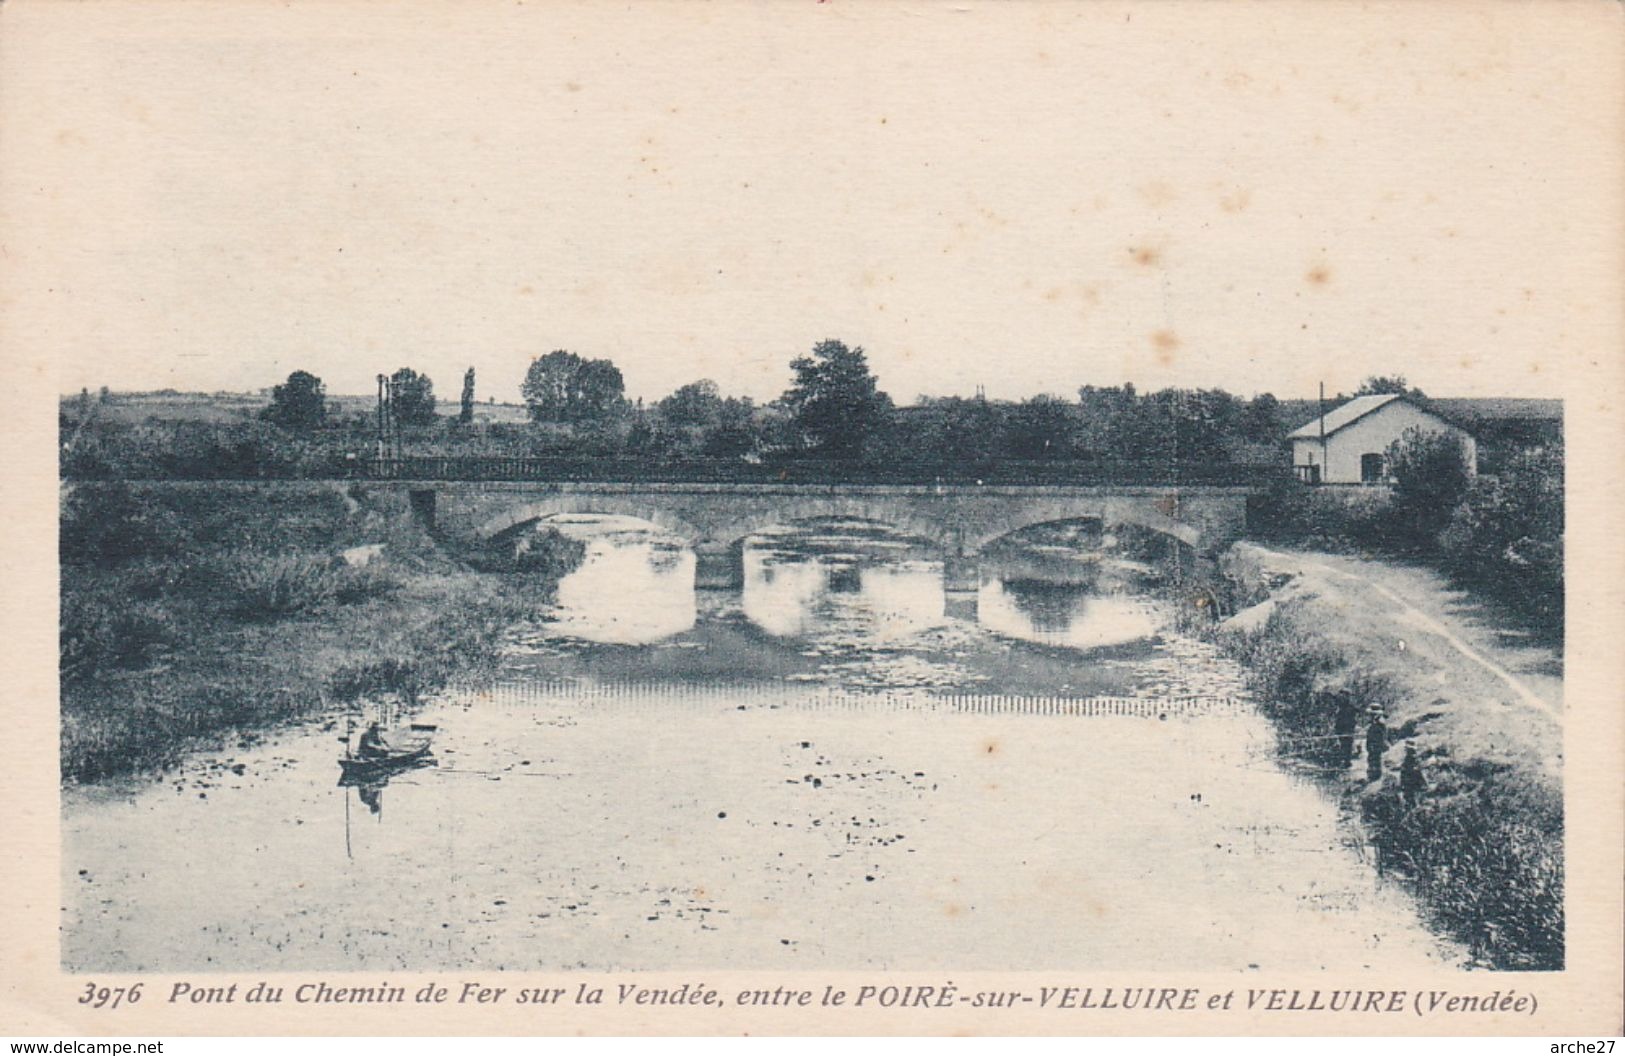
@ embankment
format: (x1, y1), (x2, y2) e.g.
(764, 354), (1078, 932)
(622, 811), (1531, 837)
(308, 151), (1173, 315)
(1208, 541), (1563, 970)
(59, 481), (570, 783)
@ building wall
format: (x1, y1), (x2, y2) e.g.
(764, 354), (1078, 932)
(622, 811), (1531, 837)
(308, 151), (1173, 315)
(1293, 402), (1476, 484)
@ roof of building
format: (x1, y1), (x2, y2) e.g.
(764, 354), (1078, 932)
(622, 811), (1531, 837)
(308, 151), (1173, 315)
(1286, 394), (1415, 440)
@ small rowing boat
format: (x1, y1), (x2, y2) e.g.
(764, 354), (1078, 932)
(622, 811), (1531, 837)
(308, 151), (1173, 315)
(338, 723), (438, 780)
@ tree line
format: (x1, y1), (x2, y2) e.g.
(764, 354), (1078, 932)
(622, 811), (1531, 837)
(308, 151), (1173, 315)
(250, 339), (1315, 469)
(67, 338), (1551, 492)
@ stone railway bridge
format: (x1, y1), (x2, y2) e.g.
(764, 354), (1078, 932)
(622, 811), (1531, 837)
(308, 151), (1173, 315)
(409, 481), (1254, 591)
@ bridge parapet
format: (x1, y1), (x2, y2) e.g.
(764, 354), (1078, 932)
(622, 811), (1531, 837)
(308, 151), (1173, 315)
(362, 456), (1286, 489)
(417, 481), (1252, 570)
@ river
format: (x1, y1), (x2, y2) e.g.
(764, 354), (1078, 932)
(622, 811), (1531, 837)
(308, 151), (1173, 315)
(61, 517), (1460, 972)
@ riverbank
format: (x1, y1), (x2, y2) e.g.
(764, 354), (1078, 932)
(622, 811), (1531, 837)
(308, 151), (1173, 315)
(1209, 541), (1563, 970)
(59, 483), (561, 783)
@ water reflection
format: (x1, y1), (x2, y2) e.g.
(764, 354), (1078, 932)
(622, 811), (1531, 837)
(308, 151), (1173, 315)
(1001, 578), (1087, 633)
(980, 578), (1162, 650)
(741, 520), (948, 644)
(528, 515), (1164, 656)
(541, 515), (697, 644)
(978, 544), (1163, 650)
(338, 755), (436, 820)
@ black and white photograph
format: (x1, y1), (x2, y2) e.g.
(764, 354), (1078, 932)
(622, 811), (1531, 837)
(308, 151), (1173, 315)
(4, 0), (1621, 1038)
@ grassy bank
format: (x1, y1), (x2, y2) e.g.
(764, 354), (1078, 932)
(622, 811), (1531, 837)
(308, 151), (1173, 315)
(1209, 542), (1563, 970)
(60, 482), (567, 783)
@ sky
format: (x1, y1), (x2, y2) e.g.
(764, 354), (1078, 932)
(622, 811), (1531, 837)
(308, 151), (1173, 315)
(6, 1), (1620, 404)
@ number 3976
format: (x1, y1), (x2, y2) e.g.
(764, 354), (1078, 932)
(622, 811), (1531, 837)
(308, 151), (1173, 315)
(79, 982), (143, 1010)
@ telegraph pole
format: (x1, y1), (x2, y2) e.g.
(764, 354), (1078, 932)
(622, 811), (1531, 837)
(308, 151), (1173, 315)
(1318, 381), (1328, 483)
(376, 373), (393, 461)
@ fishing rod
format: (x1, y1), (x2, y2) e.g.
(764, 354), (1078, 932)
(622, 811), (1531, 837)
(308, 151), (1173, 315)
(430, 768), (574, 779)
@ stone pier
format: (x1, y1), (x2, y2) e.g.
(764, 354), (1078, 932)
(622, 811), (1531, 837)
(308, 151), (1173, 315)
(693, 540), (746, 591)
(942, 552), (981, 620)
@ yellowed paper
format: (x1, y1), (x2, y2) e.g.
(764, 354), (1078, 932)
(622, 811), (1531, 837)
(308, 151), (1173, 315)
(3, 0), (1621, 1036)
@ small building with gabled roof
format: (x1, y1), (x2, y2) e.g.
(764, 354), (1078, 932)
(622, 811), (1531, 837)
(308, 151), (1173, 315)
(1287, 394), (1476, 485)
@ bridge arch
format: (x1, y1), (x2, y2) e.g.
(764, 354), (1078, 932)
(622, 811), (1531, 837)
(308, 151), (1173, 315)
(479, 496), (706, 545)
(967, 499), (1203, 553)
(701, 499), (952, 553)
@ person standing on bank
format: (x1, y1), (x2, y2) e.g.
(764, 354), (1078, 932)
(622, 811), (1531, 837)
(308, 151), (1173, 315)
(1365, 709), (1388, 784)
(1400, 743), (1427, 805)
(1332, 693), (1358, 770)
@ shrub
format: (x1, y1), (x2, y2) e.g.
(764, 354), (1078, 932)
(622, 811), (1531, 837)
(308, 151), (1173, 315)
(1247, 479), (1391, 550)
(62, 419), (347, 481)
(1363, 774), (1563, 969)
(1386, 427), (1472, 552)
(1224, 609), (1363, 764)
(1438, 443), (1563, 633)
(60, 593), (176, 681)
(513, 527), (587, 575)
(471, 526), (587, 576)
(227, 554), (338, 618)
(332, 564), (401, 605)
(327, 657), (424, 702)
(60, 483), (184, 565)
(154, 421), (332, 479)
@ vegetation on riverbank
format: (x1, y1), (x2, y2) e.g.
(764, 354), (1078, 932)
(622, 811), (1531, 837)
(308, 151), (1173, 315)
(1210, 543), (1563, 970)
(1247, 434), (1563, 640)
(59, 482), (577, 783)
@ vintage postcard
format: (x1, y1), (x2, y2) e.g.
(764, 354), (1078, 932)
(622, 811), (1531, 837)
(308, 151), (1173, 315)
(2, 0), (1621, 1038)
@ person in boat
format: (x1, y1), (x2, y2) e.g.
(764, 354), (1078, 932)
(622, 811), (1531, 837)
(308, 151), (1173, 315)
(357, 721), (386, 760)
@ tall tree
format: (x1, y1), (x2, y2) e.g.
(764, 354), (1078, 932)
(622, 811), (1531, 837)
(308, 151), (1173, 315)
(261, 370), (327, 430)
(1003, 395), (1078, 460)
(1357, 375), (1427, 399)
(917, 396), (1002, 465)
(459, 367), (476, 424)
(701, 396), (758, 457)
(658, 379), (724, 428)
(522, 350), (626, 424)
(389, 367), (437, 426)
(780, 339), (892, 458)
(1239, 392), (1283, 444)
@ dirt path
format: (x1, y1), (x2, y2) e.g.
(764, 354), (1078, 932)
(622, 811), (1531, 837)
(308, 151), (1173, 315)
(1296, 554), (1561, 718)
(1225, 544), (1563, 782)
